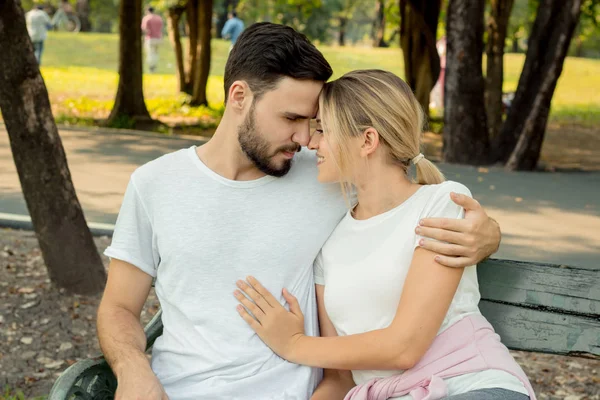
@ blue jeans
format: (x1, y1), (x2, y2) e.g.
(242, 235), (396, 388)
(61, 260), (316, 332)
(32, 41), (44, 65)
(444, 388), (529, 399)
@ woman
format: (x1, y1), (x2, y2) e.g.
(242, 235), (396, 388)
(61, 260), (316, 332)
(233, 70), (535, 400)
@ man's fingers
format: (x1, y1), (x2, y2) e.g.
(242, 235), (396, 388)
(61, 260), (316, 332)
(418, 239), (468, 257)
(237, 280), (271, 311)
(450, 192), (481, 211)
(234, 290), (265, 318)
(416, 226), (471, 246)
(246, 276), (279, 307)
(237, 305), (262, 329)
(434, 255), (475, 268)
(418, 217), (468, 233)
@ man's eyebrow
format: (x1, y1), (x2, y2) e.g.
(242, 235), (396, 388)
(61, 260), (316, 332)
(283, 112), (311, 119)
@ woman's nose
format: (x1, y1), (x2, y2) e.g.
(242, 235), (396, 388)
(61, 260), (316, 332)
(308, 133), (320, 150)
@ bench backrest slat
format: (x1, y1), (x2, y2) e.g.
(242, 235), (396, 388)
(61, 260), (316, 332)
(477, 259), (600, 359)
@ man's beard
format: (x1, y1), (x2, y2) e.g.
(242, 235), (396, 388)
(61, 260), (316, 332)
(238, 103), (299, 177)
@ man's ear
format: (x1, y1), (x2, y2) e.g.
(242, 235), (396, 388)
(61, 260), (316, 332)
(360, 127), (380, 158)
(227, 80), (252, 112)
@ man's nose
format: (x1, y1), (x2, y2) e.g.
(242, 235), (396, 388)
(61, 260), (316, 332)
(292, 122), (311, 147)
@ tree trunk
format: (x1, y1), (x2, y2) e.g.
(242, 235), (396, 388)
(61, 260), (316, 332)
(168, 5), (186, 93)
(497, 0), (583, 170)
(0, 0), (106, 295)
(107, 0), (151, 126)
(184, 0), (199, 95)
(511, 32), (519, 52)
(442, 0), (490, 165)
(372, 0), (387, 47)
(485, 0), (514, 140)
(399, 0), (442, 116)
(190, 0), (213, 106)
(76, 0), (91, 32)
(339, 17), (347, 46)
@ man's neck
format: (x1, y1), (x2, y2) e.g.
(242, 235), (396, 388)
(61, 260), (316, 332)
(196, 121), (266, 181)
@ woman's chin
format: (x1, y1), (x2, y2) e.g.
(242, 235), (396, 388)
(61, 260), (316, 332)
(317, 173), (339, 184)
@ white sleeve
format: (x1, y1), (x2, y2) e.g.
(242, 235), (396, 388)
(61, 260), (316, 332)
(414, 182), (471, 249)
(313, 250), (325, 286)
(104, 176), (159, 277)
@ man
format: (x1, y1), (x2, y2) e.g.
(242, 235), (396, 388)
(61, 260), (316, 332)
(97, 23), (501, 400)
(221, 11), (244, 49)
(141, 7), (164, 73)
(25, 5), (52, 65)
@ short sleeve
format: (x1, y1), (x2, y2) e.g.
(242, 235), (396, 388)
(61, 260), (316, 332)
(313, 250), (325, 286)
(415, 182), (472, 248)
(104, 176), (159, 277)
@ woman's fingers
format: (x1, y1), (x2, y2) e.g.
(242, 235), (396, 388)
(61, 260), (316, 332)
(246, 276), (280, 307)
(237, 304), (262, 330)
(282, 288), (302, 317)
(234, 290), (265, 319)
(236, 280), (272, 311)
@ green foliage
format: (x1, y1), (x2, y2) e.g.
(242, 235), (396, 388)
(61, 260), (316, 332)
(1, 386), (24, 400)
(89, 0), (119, 33)
(0, 386), (46, 400)
(13, 33), (598, 132)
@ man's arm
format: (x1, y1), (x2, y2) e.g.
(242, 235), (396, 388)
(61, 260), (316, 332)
(417, 192), (501, 267)
(221, 19), (232, 38)
(310, 285), (355, 400)
(97, 259), (168, 400)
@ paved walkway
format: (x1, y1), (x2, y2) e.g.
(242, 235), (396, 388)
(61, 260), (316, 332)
(1, 126), (599, 269)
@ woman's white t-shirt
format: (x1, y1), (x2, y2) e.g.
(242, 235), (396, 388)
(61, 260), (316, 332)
(314, 181), (528, 398)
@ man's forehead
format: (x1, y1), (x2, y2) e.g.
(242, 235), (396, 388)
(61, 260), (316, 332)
(255, 78), (320, 117)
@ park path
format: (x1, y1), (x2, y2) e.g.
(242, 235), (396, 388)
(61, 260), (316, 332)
(1, 125), (598, 269)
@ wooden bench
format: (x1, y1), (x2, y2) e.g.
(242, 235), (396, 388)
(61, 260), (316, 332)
(48, 258), (600, 399)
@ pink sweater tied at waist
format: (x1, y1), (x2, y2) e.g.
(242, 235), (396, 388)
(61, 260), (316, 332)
(344, 314), (536, 400)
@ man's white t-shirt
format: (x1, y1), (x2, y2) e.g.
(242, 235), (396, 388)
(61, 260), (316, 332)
(314, 181), (527, 398)
(104, 146), (347, 400)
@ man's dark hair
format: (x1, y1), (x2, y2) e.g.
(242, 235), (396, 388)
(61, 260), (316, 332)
(231, 10), (237, 18)
(148, 6), (155, 13)
(223, 22), (333, 103)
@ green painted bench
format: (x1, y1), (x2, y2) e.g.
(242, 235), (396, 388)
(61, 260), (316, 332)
(48, 258), (600, 399)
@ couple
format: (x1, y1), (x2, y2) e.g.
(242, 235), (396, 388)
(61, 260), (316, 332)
(97, 22), (534, 400)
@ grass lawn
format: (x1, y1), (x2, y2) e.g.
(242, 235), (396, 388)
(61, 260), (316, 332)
(11, 32), (600, 131)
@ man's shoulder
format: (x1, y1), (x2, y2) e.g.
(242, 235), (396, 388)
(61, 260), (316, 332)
(131, 147), (192, 187)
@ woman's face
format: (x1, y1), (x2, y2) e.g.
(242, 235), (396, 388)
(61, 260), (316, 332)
(308, 113), (340, 183)
(309, 112), (361, 183)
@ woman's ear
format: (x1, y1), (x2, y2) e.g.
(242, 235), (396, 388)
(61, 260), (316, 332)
(360, 127), (380, 158)
(227, 80), (251, 112)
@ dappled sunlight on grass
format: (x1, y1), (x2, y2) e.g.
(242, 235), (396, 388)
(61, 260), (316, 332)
(23, 32), (600, 132)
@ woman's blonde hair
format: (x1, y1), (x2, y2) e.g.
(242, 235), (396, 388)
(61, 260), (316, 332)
(319, 69), (444, 189)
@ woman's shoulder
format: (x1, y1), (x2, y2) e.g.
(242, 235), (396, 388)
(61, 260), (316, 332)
(417, 180), (472, 219)
(425, 180), (472, 198)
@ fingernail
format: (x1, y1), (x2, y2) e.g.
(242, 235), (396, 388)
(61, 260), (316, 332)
(435, 256), (440, 262)
(419, 220), (424, 226)
(234, 290), (240, 296)
(415, 227), (421, 234)
(419, 239), (424, 246)
(283, 288), (288, 294)
(247, 276), (255, 282)
(237, 305), (243, 311)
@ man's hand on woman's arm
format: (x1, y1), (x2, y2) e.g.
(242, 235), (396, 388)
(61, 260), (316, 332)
(97, 259), (169, 400)
(416, 192), (501, 267)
